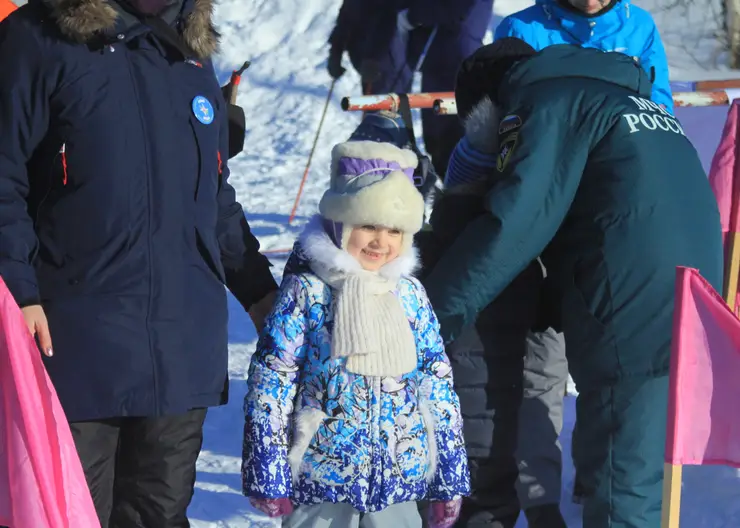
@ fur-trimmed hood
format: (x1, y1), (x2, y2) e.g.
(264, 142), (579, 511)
(287, 216), (420, 282)
(41, 0), (219, 58)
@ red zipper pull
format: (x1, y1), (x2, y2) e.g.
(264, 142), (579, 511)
(60, 144), (68, 186)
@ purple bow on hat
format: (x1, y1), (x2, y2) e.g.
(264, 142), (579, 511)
(336, 157), (415, 185)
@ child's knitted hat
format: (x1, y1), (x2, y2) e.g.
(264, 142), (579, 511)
(319, 140), (425, 249)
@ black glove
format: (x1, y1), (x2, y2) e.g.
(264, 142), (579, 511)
(327, 46), (346, 80)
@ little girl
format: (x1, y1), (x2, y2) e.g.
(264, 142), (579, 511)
(242, 140), (470, 527)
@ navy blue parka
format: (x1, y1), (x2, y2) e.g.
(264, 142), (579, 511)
(0, 0), (278, 422)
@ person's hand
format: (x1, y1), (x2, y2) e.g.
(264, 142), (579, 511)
(428, 499), (462, 528)
(248, 290), (277, 333)
(21, 304), (53, 357)
(327, 46), (346, 80)
(249, 497), (294, 518)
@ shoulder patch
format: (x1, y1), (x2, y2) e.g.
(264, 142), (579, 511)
(498, 114), (522, 135)
(497, 133), (518, 172)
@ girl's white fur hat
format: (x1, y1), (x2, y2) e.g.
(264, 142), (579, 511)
(319, 141), (426, 237)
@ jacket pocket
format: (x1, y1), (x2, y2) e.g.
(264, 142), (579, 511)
(289, 407), (370, 487)
(194, 227), (226, 283)
(562, 258), (622, 386)
(187, 105), (221, 203)
(403, 400), (437, 484)
(392, 403), (434, 484)
(571, 256), (611, 330)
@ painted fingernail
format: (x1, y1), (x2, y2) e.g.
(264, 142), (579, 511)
(47, 348), (53, 357)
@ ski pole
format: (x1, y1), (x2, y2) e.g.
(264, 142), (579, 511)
(229, 61), (251, 103)
(221, 60), (251, 105)
(414, 26), (438, 73)
(288, 78), (337, 225)
(386, 25), (439, 93)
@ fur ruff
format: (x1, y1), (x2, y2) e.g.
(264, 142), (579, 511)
(42, 0), (219, 58)
(298, 215), (419, 281)
(464, 97), (502, 155)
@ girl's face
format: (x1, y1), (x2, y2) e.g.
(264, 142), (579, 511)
(346, 225), (403, 271)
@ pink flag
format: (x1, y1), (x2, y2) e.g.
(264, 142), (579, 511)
(0, 278), (100, 527)
(708, 100), (740, 310)
(666, 266), (740, 467)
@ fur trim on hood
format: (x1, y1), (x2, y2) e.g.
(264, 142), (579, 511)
(298, 215), (419, 281)
(464, 97), (501, 155)
(42, 0), (219, 58)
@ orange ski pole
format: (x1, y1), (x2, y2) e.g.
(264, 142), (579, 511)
(288, 78), (336, 225)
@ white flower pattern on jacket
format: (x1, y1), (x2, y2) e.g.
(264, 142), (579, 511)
(241, 221), (470, 513)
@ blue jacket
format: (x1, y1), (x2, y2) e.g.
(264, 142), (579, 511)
(0, 0), (277, 422)
(242, 218), (470, 512)
(495, 0), (673, 112)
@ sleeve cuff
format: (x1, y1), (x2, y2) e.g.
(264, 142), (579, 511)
(226, 255), (279, 311)
(444, 136), (498, 188)
(0, 272), (40, 309)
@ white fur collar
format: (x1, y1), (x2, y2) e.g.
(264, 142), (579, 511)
(298, 216), (419, 282)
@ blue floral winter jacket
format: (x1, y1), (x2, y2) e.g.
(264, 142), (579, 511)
(242, 218), (470, 512)
(495, 0), (673, 112)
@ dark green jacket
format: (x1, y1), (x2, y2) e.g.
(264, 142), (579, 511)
(423, 45), (723, 386)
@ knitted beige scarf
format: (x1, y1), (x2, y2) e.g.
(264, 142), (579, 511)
(300, 218), (418, 377)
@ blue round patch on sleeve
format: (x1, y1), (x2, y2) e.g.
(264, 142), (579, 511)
(192, 95), (215, 125)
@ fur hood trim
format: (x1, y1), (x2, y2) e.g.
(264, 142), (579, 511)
(464, 97), (501, 155)
(42, 0), (219, 58)
(298, 215), (419, 281)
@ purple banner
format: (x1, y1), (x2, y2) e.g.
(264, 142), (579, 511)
(670, 81), (697, 92)
(675, 105), (729, 173)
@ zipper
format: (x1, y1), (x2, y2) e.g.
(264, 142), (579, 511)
(369, 377), (381, 506)
(60, 144), (69, 186)
(124, 47), (160, 413)
(217, 150), (224, 192)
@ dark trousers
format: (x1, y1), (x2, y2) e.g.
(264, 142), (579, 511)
(69, 409), (207, 528)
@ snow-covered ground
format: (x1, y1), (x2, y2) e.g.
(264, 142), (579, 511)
(169, 0), (740, 525)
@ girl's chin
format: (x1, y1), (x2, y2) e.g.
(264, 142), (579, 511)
(359, 256), (386, 270)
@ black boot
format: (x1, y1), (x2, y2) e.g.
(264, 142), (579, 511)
(524, 504), (568, 528)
